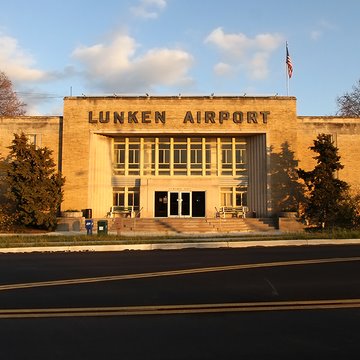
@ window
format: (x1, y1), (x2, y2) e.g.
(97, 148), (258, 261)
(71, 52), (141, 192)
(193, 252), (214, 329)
(143, 138), (155, 175)
(235, 140), (247, 175)
(190, 138), (202, 175)
(128, 139), (140, 175)
(113, 188), (125, 206)
(114, 143), (125, 175)
(158, 138), (170, 175)
(127, 187), (139, 210)
(26, 134), (41, 148)
(174, 138), (187, 175)
(205, 142), (211, 175)
(113, 138), (140, 175)
(221, 139), (233, 175)
(220, 187), (233, 207)
(220, 186), (248, 207)
(113, 187), (139, 210)
(220, 137), (247, 176)
(235, 186), (247, 206)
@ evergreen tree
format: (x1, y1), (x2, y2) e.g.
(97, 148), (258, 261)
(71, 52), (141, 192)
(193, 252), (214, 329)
(6, 133), (65, 230)
(270, 142), (305, 213)
(298, 133), (352, 228)
(0, 153), (15, 231)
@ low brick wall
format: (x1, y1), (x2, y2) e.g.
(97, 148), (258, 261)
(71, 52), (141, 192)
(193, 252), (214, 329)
(278, 217), (306, 232)
(56, 217), (85, 231)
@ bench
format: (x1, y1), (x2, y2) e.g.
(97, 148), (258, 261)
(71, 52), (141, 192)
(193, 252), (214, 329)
(108, 206), (134, 218)
(216, 206), (248, 218)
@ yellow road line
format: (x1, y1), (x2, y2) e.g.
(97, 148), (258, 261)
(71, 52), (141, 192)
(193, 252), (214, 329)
(0, 256), (359, 292)
(1, 299), (360, 318)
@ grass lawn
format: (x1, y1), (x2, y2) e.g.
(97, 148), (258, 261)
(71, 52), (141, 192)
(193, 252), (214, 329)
(1, 228), (360, 248)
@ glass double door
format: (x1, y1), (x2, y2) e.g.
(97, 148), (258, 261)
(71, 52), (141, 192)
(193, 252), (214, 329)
(155, 191), (205, 218)
(169, 192), (190, 217)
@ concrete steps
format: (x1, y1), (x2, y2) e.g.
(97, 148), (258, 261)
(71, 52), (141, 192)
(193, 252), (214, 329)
(243, 218), (279, 232)
(109, 217), (278, 235)
(206, 218), (250, 233)
(111, 218), (216, 235)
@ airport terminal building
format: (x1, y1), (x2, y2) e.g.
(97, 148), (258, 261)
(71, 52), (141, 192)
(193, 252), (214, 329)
(1, 95), (360, 219)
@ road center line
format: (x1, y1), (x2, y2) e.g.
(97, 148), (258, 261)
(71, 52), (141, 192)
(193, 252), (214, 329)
(1, 299), (360, 318)
(0, 256), (359, 292)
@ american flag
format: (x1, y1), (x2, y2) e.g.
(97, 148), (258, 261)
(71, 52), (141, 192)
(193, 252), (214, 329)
(286, 43), (293, 78)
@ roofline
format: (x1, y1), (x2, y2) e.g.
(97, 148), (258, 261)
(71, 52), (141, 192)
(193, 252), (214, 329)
(0, 115), (62, 120)
(64, 95), (297, 101)
(298, 115), (360, 120)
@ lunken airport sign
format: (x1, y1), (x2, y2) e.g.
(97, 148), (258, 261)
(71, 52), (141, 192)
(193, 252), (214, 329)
(88, 110), (270, 124)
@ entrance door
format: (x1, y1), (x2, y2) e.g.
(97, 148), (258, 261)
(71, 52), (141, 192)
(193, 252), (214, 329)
(155, 191), (168, 217)
(192, 191), (205, 217)
(181, 192), (190, 216)
(169, 192), (191, 217)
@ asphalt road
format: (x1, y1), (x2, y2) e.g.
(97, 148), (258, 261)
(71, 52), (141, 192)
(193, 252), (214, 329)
(0, 245), (360, 359)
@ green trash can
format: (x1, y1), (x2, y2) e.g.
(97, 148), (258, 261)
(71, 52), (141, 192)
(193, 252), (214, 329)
(97, 220), (108, 235)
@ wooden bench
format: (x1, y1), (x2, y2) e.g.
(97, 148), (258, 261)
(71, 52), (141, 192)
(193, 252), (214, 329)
(108, 206), (134, 218)
(217, 206), (248, 218)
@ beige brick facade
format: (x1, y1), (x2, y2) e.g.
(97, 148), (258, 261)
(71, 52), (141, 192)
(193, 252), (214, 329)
(296, 117), (360, 191)
(1, 96), (360, 219)
(0, 116), (62, 167)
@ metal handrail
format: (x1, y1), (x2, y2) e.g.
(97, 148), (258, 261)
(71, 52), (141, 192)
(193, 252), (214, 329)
(132, 207), (144, 232)
(135, 207), (144, 218)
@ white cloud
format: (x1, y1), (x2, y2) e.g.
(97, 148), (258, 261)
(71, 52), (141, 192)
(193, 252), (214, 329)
(131, 0), (167, 19)
(311, 30), (322, 41)
(73, 35), (136, 74)
(249, 52), (269, 80)
(214, 62), (232, 76)
(0, 33), (48, 83)
(205, 27), (283, 80)
(0, 32), (66, 115)
(72, 33), (194, 92)
(310, 20), (336, 41)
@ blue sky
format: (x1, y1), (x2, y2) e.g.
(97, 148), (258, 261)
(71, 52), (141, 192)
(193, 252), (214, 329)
(0, 0), (359, 116)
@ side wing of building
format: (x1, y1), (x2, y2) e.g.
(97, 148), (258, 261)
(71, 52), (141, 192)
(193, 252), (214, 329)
(0, 116), (63, 168)
(296, 116), (360, 191)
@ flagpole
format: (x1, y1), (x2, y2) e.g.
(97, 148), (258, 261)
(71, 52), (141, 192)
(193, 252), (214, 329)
(286, 67), (289, 96)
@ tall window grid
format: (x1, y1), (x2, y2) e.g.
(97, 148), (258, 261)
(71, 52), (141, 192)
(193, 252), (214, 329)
(113, 137), (246, 177)
(220, 138), (247, 176)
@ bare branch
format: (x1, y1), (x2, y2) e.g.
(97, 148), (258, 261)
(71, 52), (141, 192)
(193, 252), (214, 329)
(0, 71), (26, 116)
(336, 79), (360, 117)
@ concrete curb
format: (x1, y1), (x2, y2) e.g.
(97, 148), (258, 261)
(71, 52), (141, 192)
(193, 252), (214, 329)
(1, 238), (360, 253)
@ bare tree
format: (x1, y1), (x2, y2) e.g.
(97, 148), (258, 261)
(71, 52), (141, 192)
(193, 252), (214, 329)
(336, 79), (360, 117)
(0, 71), (26, 116)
